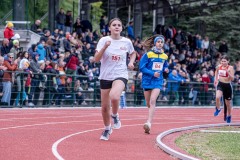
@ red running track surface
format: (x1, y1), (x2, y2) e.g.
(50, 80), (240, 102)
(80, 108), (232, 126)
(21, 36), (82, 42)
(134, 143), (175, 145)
(0, 107), (239, 160)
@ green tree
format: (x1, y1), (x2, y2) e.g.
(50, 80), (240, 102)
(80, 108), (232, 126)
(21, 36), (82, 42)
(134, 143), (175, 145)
(90, 2), (105, 31)
(176, 3), (240, 61)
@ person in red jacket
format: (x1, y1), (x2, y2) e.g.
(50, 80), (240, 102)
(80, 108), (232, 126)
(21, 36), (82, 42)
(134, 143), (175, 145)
(65, 50), (80, 75)
(4, 22), (14, 40)
(1, 53), (18, 106)
(201, 70), (210, 105)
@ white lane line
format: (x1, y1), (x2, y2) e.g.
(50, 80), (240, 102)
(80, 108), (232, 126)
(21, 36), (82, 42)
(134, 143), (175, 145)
(200, 130), (240, 133)
(52, 128), (104, 160)
(51, 120), (209, 160)
(0, 114), (99, 121)
(0, 117), (149, 131)
(0, 120), (102, 131)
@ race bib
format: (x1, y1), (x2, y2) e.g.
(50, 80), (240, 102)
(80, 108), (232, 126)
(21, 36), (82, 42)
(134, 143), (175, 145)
(112, 55), (121, 62)
(152, 62), (163, 70)
(219, 70), (227, 76)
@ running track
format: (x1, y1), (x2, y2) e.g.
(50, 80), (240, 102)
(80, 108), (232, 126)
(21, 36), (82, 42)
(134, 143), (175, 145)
(0, 107), (239, 160)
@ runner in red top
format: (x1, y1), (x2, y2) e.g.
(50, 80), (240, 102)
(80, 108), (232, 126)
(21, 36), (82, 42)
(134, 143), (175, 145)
(214, 55), (235, 123)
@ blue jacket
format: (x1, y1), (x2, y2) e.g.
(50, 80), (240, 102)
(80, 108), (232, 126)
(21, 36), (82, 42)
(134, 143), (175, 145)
(167, 72), (185, 92)
(36, 44), (46, 61)
(139, 51), (168, 89)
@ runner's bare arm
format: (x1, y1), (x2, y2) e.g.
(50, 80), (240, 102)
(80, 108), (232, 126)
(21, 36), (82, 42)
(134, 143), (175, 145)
(128, 51), (137, 70)
(94, 41), (111, 62)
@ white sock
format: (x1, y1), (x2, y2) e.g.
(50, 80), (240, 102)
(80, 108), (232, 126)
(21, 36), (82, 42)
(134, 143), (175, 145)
(105, 125), (111, 130)
(112, 113), (119, 117)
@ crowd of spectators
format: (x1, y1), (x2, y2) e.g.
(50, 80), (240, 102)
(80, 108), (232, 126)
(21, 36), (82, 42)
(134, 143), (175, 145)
(0, 8), (240, 107)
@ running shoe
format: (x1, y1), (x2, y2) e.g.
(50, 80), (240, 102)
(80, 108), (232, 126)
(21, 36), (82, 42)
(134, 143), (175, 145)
(111, 114), (121, 129)
(100, 128), (113, 141)
(143, 122), (151, 134)
(214, 107), (221, 116)
(226, 115), (231, 123)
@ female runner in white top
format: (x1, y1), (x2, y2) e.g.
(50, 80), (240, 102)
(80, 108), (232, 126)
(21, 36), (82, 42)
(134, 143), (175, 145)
(95, 18), (136, 140)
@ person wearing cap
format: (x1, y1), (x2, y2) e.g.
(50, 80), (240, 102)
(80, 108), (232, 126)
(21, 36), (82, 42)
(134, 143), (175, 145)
(140, 35), (169, 134)
(10, 40), (20, 59)
(28, 52), (42, 107)
(4, 22), (14, 40)
(1, 53), (18, 106)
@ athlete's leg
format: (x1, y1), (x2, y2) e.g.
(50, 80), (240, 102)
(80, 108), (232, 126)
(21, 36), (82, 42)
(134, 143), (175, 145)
(225, 99), (232, 116)
(216, 90), (223, 109)
(144, 90), (151, 108)
(147, 88), (160, 123)
(109, 80), (125, 115)
(100, 89), (111, 126)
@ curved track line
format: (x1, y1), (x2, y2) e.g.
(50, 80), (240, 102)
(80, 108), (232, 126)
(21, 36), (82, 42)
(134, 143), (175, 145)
(52, 128), (104, 160)
(51, 120), (212, 160)
(156, 123), (240, 160)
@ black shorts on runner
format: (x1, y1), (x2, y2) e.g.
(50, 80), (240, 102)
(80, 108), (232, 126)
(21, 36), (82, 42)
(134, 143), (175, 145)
(217, 81), (233, 100)
(100, 78), (128, 89)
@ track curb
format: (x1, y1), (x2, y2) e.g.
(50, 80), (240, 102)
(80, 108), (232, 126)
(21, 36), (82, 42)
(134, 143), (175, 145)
(156, 123), (240, 160)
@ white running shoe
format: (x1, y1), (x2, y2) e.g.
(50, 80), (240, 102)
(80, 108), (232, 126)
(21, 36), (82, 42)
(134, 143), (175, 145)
(100, 128), (113, 141)
(111, 114), (121, 129)
(143, 122), (151, 134)
(28, 102), (35, 107)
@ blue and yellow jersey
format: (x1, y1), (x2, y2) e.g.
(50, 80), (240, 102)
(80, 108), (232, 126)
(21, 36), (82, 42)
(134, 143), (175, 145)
(139, 51), (169, 89)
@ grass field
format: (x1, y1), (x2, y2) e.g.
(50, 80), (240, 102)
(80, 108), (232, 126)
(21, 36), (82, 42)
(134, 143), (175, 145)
(175, 126), (240, 160)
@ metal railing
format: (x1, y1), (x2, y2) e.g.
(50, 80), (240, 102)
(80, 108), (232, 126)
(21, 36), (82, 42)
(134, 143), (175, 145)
(0, 71), (240, 108)
(0, 9), (13, 25)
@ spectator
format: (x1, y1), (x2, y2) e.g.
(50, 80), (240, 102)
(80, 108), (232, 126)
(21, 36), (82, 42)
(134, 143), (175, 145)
(15, 51), (30, 106)
(81, 19), (93, 32)
(4, 22), (14, 40)
(55, 8), (66, 32)
(43, 62), (58, 105)
(65, 11), (73, 33)
(218, 40), (228, 53)
(10, 40), (21, 59)
(40, 30), (51, 42)
(0, 39), (11, 56)
(99, 15), (107, 34)
(65, 50), (79, 76)
(31, 20), (42, 34)
(174, 29), (186, 51)
(28, 44), (37, 59)
(45, 40), (54, 60)
(178, 70), (190, 105)
(63, 32), (72, 52)
(0, 56), (7, 102)
(74, 80), (87, 105)
(200, 70), (210, 105)
(36, 42), (46, 63)
(202, 36), (209, 54)
(154, 24), (164, 35)
(127, 21), (134, 40)
(73, 18), (83, 35)
(54, 60), (66, 106)
(1, 53), (18, 106)
(28, 52), (42, 107)
(167, 69), (185, 105)
(86, 32), (97, 48)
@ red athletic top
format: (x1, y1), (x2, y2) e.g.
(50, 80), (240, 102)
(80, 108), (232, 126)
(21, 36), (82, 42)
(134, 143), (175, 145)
(218, 65), (229, 77)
